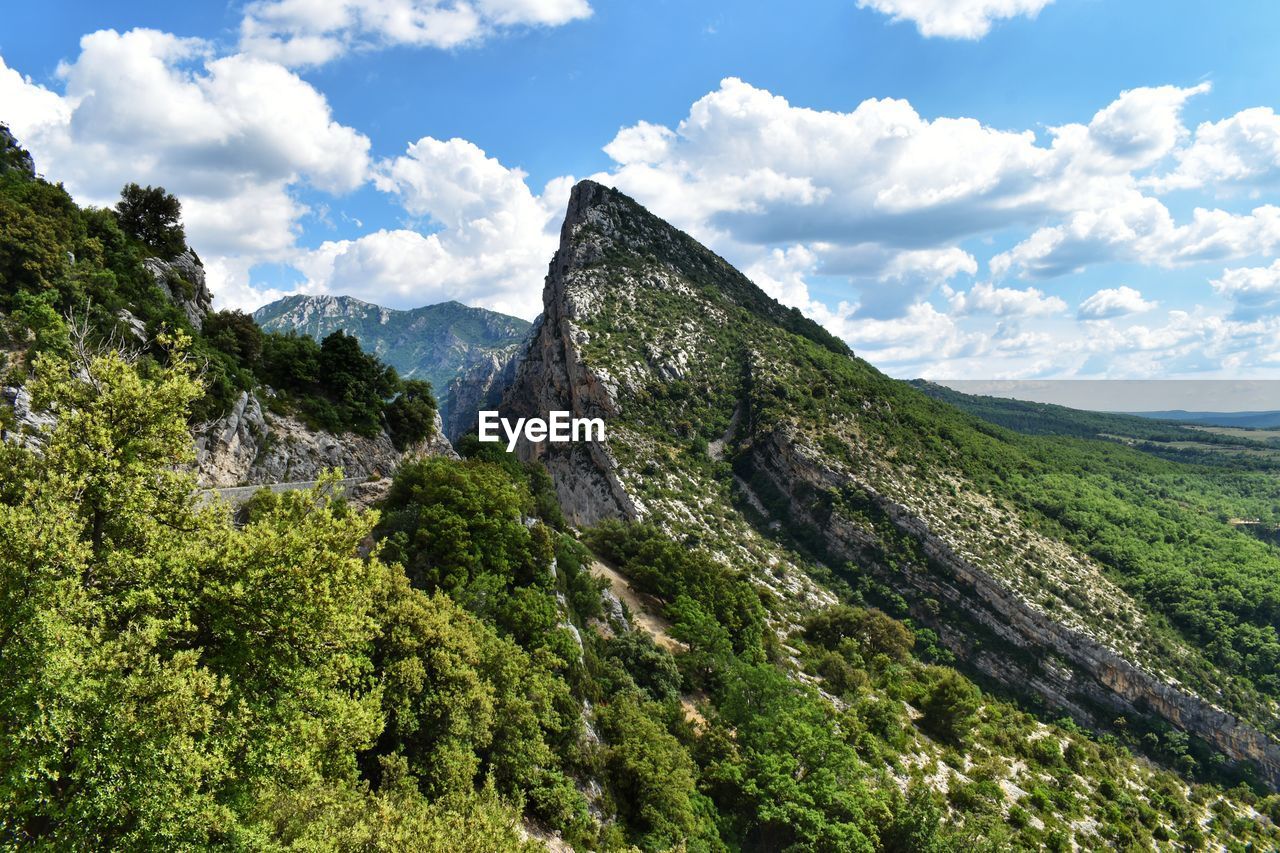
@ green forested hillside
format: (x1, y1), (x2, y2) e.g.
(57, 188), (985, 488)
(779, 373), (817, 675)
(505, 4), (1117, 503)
(253, 294), (530, 394)
(892, 379), (1280, 707)
(0, 126), (433, 447)
(518, 182), (1280, 814)
(3, 337), (1276, 850)
(912, 380), (1280, 472)
(562, 186), (1280, 745)
(909, 381), (1211, 440)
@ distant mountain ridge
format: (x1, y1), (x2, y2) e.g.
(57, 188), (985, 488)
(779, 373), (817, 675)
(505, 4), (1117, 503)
(253, 294), (530, 434)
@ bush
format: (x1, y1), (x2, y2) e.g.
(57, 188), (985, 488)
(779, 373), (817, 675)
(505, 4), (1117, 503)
(803, 604), (915, 661)
(880, 784), (947, 853)
(376, 457), (536, 596)
(604, 631), (682, 702)
(584, 521), (765, 656)
(203, 309), (264, 368)
(919, 669), (981, 745)
(596, 694), (719, 850)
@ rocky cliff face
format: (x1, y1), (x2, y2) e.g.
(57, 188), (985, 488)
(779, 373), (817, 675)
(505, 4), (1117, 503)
(193, 390), (454, 488)
(744, 424), (1280, 789)
(144, 251), (212, 330)
(499, 182), (647, 525)
(142, 260), (458, 486)
(442, 345), (522, 441)
(3, 250), (456, 486)
(0, 385), (56, 449)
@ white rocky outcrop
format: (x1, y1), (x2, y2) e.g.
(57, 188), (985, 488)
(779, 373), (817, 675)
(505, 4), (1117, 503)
(193, 390), (454, 488)
(143, 251), (212, 330)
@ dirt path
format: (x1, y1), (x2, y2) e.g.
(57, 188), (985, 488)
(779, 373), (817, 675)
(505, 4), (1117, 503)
(589, 560), (686, 652)
(707, 401), (743, 461)
(589, 560), (712, 727)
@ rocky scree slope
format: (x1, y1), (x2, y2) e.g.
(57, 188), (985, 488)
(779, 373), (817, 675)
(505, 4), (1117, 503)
(254, 294), (528, 439)
(498, 180), (1280, 789)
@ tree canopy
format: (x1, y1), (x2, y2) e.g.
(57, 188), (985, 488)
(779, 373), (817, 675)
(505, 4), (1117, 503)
(0, 334), (526, 849)
(114, 183), (186, 259)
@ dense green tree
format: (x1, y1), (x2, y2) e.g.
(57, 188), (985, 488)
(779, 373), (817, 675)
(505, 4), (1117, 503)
(203, 309), (264, 369)
(0, 183), (76, 302)
(603, 631), (682, 702)
(114, 183), (186, 259)
(0, 335), (371, 844)
(804, 605), (915, 662)
(0, 334), (530, 848)
(596, 694), (722, 851)
(260, 766), (540, 852)
(316, 330), (399, 436)
(704, 661), (883, 851)
(879, 785), (949, 853)
(456, 433), (566, 528)
(371, 576), (586, 826)
(585, 521), (765, 656)
(919, 669), (982, 746)
(385, 378), (437, 450)
(258, 330), (322, 389)
(377, 457), (536, 595)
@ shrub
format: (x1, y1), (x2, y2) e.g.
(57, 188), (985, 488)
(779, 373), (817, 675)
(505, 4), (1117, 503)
(919, 669), (981, 745)
(803, 604), (915, 662)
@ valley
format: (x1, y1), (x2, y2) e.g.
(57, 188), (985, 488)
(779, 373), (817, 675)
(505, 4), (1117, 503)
(2, 125), (1279, 849)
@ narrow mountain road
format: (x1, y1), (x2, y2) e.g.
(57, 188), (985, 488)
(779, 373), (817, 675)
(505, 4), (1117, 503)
(197, 477), (367, 507)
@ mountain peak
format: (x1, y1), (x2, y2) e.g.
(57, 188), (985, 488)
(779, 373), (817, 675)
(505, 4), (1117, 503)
(562, 179), (614, 229)
(497, 180), (1280, 793)
(552, 180), (851, 356)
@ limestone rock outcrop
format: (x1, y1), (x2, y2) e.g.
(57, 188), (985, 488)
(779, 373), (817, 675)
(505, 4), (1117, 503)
(743, 423), (1280, 789)
(0, 385), (56, 449)
(193, 390), (455, 488)
(442, 345), (522, 441)
(498, 182), (645, 525)
(143, 251), (212, 330)
(494, 177), (1280, 790)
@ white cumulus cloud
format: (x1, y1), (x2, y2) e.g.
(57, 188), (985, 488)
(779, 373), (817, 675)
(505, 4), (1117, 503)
(291, 137), (568, 318)
(1, 28), (370, 274)
(596, 77), (1216, 319)
(950, 281), (1067, 317)
(1077, 286), (1157, 319)
(1211, 260), (1280, 317)
(240, 0), (592, 65)
(1152, 107), (1280, 192)
(992, 200), (1280, 279)
(584, 76), (1280, 375)
(856, 0), (1054, 39)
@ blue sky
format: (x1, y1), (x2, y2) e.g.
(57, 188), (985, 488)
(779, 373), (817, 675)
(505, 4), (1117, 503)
(5, 0), (1280, 381)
